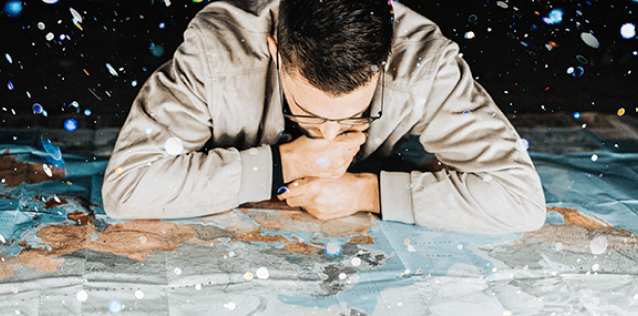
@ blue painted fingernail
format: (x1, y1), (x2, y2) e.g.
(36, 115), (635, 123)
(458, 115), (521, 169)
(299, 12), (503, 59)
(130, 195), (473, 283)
(277, 186), (289, 195)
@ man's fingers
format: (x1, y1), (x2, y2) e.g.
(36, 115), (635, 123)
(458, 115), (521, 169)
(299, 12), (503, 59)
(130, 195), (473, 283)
(277, 179), (306, 200)
(285, 195), (303, 207)
(338, 131), (367, 146)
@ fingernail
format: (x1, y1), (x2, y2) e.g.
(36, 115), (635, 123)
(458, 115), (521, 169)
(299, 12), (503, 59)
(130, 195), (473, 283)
(277, 186), (289, 195)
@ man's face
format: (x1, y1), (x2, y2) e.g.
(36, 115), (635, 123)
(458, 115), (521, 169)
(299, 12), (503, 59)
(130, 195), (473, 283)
(268, 36), (378, 141)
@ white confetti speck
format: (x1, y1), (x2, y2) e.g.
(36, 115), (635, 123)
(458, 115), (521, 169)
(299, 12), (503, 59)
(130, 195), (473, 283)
(482, 174), (493, 183)
(0, 234), (5, 243)
(135, 290), (144, 299)
(496, 1), (508, 9)
(174, 267), (182, 275)
(589, 235), (609, 255)
(256, 266), (269, 279)
(69, 7), (82, 23)
(457, 244), (463, 250)
(592, 263), (599, 271)
(105, 63), (119, 77)
(195, 284), (202, 290)
(351, 257), (361, 267)
(591, 154), (598, 162)
(43, 164), (53, 177)
(581, 32), (600, 49)
(339, 273), (347, 280)
(76, 290), (88, 302)
(514, 138), (529, 152)
(555, 242), (563, 251)
(164, 137), (183, 155)
(45, 32), (54, 41)
(139, 236), (147, 244)
(224, 302), (236, 310)
(407, 245), (415, 252)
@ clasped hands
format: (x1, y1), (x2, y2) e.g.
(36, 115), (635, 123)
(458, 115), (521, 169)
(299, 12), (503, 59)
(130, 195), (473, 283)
(277, 130), (381, 220)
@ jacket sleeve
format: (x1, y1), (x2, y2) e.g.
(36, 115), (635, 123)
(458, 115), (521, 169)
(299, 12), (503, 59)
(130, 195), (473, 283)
(378, 40), (546, 234)
(101, 24), (272, 219)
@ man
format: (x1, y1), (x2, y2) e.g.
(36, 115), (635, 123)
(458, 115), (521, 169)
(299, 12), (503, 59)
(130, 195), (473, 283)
(102, 0), (546, 234)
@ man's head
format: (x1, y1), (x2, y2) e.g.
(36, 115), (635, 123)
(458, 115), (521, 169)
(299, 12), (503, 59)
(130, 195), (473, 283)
(268, 0), (394, 140)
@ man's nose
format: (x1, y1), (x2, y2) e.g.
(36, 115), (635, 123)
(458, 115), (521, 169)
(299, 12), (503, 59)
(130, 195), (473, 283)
(318, 121), (342, 141)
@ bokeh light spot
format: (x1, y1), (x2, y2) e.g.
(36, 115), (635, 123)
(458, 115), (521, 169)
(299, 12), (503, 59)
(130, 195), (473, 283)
(2, 1), (23, 18)
(324, 241), (342, 257)
(543, 9), (563, 25)
(64, 118), (78, 132)
(108, 300), (123, 313)
(620, 23), (636, 39)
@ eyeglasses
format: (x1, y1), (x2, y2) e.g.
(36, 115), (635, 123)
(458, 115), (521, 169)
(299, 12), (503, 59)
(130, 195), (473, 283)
(276, 48), (383, 126)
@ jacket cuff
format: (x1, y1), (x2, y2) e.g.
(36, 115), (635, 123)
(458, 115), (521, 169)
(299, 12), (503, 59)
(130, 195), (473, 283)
(237, 146), (272, 204)
(379, 171), (415, 224)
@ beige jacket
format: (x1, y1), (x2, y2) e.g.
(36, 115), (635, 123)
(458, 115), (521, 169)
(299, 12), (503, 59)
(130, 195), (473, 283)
(102, 0), (546, 234)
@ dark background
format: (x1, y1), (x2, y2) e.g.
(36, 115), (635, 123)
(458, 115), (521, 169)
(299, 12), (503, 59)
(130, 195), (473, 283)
(1, 0), (637, 130)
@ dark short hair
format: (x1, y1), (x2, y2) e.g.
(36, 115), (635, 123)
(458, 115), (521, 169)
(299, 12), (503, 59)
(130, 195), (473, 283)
(277, 0), (394, 97)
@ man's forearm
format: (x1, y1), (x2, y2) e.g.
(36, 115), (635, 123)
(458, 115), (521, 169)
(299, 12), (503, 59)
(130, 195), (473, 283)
(357, 173), (381, 214)
(279, 142), (299, 184)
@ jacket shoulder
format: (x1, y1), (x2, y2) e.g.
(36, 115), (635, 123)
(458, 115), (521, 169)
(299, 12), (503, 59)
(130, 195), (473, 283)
(388, 3), (455, 92)
(184, 0), (277, 74)
(391, 2), (451, 47)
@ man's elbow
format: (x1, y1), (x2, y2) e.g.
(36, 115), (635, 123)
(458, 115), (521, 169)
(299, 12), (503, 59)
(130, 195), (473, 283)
(101, 193), (129, 219)
(101, 179), (135, 220)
